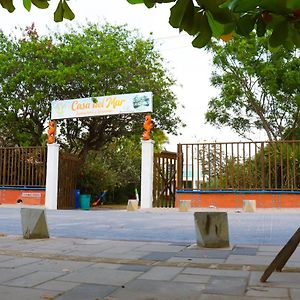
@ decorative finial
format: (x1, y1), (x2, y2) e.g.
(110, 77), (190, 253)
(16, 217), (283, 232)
(47, 120), (56, 144)
(143, 114), (153, 140)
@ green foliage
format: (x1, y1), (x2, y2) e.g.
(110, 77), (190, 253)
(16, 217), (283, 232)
(0, 23), (182, 157)
(77, 136), (142, 199)
(77, 131), (167, 197)
(205, 33), (300, 141)
(127, 0), (300, 49)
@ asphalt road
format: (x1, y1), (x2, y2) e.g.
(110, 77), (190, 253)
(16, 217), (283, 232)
(0, 206), (299, 245)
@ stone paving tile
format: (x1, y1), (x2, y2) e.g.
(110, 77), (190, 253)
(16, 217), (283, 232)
(231, 246), (258, 256)
(55, 283), (118, 300)
(0, 255), (15, 262)
(169, 242), (190, 246)
(245, 286), (289, 298)
(256, 251), (278, 256)
(199, 294), (288, 300)
(290, 288), (300, 299)
(173, 274), (211, 284)
(203, 276), (247, 296)
(0, 268), (37, 283)
(234, 244), (260, 248)
(182, 268), (249, 278)
(94, 244), (145, 254)
(90, 262), (122, 270)
(65, 250), (100, 257)
(108, 278), (205, 300)
(167, 257), (225, 264)
(0, 285), (60, 300)
(16, 259), (94, 273)
(0, 257), (42, 268)
(35, 279), (80, 292)
(249, 270), (300, 288)
(118, 264), (152, 272)
(175, 249), (231, 259)
(285, 261), (300, 268)
(135, 243), (187, 253)
(4, 270), (65, 287)
(59, 268), (142, 286)
(25, 248), (68, 254)
(226, 254), (273, 265)
(94, 250), (149, 260)
(62, 244), (114, 254)
(141, 251), (177, 261)
(258, 245), (283, 252)
(139, 266), (183, 280)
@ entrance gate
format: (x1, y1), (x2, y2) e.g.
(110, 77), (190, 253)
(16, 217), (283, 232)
(153, 151), (177, 208)
(57, 152), (81, 209)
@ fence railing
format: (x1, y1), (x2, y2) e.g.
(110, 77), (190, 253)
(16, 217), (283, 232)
(177, 141), (300, 191)
(0, 147), (47, 187)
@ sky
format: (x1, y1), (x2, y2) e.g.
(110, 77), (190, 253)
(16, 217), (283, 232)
(0, 0), (247, 151)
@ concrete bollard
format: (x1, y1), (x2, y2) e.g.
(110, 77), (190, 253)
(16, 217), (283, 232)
(243, 200), (256, 212)
(20, 208), (49, 239)
(179, 200), (191, 212)
(194, 212), (229, 248)
(127, 199), (139, 211)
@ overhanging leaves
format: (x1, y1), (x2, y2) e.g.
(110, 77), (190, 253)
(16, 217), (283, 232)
(31, 0), (49, 9)
(23, 0), (31, 11)
(0, 0), (15, 12)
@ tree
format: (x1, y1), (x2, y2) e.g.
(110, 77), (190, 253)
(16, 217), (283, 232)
(205, 33), (300, 141)
(128, 0), (300, 49)
(3, 1), (300, 49)
(0, 23), (182, 160)
(78, 130), (168, 198)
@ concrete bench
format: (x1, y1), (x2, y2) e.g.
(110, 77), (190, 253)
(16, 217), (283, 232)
(179, 200), (191, 212)
(127, 199), (139, 211)
(194, 211), (229, 248)
(21, 208), (49, 239)
(243, 200), (256, 212)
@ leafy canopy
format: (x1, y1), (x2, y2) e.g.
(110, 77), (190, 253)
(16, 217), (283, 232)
(127, 0), (300, 49)
(4, 1), (300, 49)
(0, 23), (182, 159)
(205, 33), (300, 141)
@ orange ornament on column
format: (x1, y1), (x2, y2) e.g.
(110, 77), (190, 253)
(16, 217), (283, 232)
(142, 114), (153, 140)
(47, 120), (56, 144)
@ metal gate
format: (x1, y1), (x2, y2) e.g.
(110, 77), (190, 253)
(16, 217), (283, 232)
(57, 152), (81, 209)
(153, 151), (177, 207)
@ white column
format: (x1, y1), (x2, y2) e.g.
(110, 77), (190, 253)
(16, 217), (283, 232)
(45, 143), (60, 210)
(141, 139), (154, 209)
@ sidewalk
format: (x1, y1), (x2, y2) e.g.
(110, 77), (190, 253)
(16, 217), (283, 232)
(0, 234), (300, 299)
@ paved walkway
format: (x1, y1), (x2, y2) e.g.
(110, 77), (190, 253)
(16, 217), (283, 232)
(0, 235), (300, 299)
(0, 206), (300, 299)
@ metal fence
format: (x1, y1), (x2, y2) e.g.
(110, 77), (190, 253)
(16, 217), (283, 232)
(0, 147), (47, 187)
(177, 141), (300, 191)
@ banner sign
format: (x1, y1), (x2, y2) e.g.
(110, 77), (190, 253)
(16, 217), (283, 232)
(51, 92), (153, 120)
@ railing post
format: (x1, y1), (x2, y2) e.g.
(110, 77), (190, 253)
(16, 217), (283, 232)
(177, 144), (183, 190)
(45, 143), (60, 210)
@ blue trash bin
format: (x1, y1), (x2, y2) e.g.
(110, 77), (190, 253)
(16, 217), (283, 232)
(74, 189), (80, 209)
